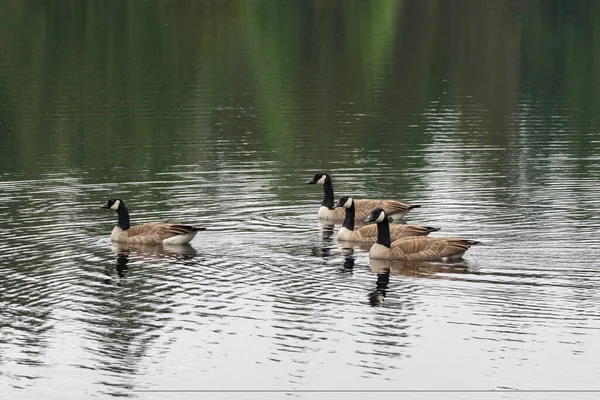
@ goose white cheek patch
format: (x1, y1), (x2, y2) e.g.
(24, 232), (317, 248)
(375, 212), (386, 223)
(344, 197), (353, 208)
(316, 175), (327, 185)
(110, 200), (121, 211)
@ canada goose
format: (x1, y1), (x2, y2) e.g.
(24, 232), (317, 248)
(364, 208), (479, 261)
(306, 173), (420, 222)
(101, 199), (205, 245)
(333, 196), (439, 243)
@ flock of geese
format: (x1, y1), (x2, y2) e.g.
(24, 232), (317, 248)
(101, 173), (479, 261)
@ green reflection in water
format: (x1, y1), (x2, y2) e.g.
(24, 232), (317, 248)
(0, 0), (598, 179)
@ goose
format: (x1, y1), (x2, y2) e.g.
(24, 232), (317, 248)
(333, 196), (439, 243)
(364, 208), (479, 261)
(306, 173), (420, 222)
(101, 199), (205, 245)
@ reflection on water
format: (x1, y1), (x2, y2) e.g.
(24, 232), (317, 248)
(110, 243), (199, 260)
(369, 259), (470, 279)
(104, 250), (130, 285)
(2, 1), (600, 399)
(367, 259), (469, 306)
(340, 253), (357, 274)
(104, 243), (198, 285)
(368, 269), (390, 307)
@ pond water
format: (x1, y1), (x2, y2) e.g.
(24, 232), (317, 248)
(1, 1), (600, 399)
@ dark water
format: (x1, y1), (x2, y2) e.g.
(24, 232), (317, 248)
(1, 1), (600, 399)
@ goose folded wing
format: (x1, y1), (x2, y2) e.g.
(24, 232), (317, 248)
(391, 237), (473, 260)
(389, 224), (431, 238)
(380, 200), (413, 214)
(125, 223), (192, 239)
(353, 199), (412, 220)
(384, 237), (444, 260)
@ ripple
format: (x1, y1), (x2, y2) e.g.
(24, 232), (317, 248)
(2, 161), (600, 396)
(3, 74), (600, 399)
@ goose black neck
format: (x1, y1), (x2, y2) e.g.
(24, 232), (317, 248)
(117, 205), (131, 230)
(376, 218), (391, 248)
(321, 178), (335, 209)
(342, 202), (355, 231)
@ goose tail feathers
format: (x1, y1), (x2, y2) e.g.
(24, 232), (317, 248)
(175, 225), (206, 232)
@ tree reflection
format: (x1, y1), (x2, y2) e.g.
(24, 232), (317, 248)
(1, 0), (598, 180)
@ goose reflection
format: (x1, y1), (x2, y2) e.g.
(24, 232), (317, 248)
(111, 242), (198, 259)
(337, 246), (357, 274)
(370, 258), (469, 279)
(337, 239), (374, 253)
(368, 259), (470, 306)
(104, 243), (199, 285)
(84, 244), (199, 396)
(369, 269), (391, 307)
(103, 250), (131, 285)
(311, 221), (337, 258)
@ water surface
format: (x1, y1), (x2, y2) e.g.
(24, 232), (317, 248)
(1, 1), (600, 399)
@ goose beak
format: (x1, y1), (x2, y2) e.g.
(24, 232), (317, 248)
(364, 215), (375, 223)
(333, 200), (342, 208)
(306, 178), (316, 184)
(100, 204), (109, 209)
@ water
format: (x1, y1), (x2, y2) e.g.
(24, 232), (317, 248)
(1, 1), (600, 399)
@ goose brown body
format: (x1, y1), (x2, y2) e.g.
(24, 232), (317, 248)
(110, 223), (203, 245)
(365, 208), (479, 261)
(306, 173), (419, 222)
(334, 196), (439, 243)
(102, 199), (205, 245)
(369, 236), (477, 261)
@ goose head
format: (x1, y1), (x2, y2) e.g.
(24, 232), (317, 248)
(333, 196), (354, 209)
(365, 208), (387, 223)
(306, 173), (328, 185)
(101, 199), (124, 212)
